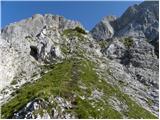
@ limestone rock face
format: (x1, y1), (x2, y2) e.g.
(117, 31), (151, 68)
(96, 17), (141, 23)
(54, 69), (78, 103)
(105, 38), (159, 115)
(0, 14), (83, 89)
(0, 1), (159, 119)
(115, 1), (159, 41)
(0, 37), (40, 90)
(90, 1), (159, 116)
(91, 1), (159, 41)
(90, 16), (116, 40)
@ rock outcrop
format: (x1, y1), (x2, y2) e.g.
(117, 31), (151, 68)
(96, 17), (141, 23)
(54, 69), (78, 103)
(0, 1), (159, 119)
(0, 14), (83, 89)
(114, 1), (159, 41)
(91, 1), (159, 41)
(104, 37), (159, 115)
(90, 16), (116, 40)
(90, 1), (159, 117)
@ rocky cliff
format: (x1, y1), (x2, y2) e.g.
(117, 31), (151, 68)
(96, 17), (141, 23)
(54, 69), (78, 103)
(0, 14), (82, 90)
(0, 1), (159, 119)
(91, 1), (159, 41)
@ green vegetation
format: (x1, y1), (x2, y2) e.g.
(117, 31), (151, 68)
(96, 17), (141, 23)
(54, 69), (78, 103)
(63, 27), (87, 35)
(60, 44), (84, 57)
(60, 44), (71, 55)
(1, 58), (157, 119)
(25, 35), (35, 42)
(10, 79), (18, 85)
(75, 97), (122, 119)
(25, 36), (32, 39)
(116, 93), (157, 119)
(62, 27), (87, 41)
(1, 60), (73, 118)
(32, 108), (44, 117)
(147, 98), (154, 106)
(61, 27), (88, 57)
(123, 37), (134, 48)
(74, 27), (87, 34)
(97, 39), (109, 48)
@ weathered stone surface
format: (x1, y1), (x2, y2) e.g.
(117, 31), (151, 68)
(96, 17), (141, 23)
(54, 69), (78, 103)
(0, 1), (159, 119)
(115, 1), (159, 41)
(90, 16), (116, 40)
(0, 14), (83, 89)
(100, 37), (158, 116)
(91, 1), (159, 41)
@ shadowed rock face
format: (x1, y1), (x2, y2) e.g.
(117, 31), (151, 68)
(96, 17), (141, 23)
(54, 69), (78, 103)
(0, 1), (159, 119)
(30, 46), (39, 60)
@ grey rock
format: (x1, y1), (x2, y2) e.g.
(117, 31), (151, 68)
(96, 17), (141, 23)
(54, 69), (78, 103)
(0, 14), (83, 90)
(109, 96), (128, 113)
(102, 36), (158, 115)
(13, 98), (50, 119)
(115, 1), (159, 41)
(90, 16), (116, 40)
(91, 1), (159, 41)
(0, 1), (159, 118)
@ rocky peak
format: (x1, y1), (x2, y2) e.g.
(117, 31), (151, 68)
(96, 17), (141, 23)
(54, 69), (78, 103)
(90, 16), (116, 40)
(115, 1), (158, 40)
(103, 16), (117, 22)
(1, 14), (83, 40)
(0, 14), (83, 90)
(91, 1), (159, 41)
(0, 2), (159, 119)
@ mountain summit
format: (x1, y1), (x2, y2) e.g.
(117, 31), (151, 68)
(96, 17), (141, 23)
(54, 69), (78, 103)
(0, 1), (159, 119)
(91, 1), (158, 41)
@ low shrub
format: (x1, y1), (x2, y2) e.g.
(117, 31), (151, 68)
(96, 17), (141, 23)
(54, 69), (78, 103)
(123, 37), (134, 48)
(74, 27), (87, 34)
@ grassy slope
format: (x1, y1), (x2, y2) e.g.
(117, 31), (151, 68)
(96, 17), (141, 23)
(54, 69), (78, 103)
(1, 57), (157, 119)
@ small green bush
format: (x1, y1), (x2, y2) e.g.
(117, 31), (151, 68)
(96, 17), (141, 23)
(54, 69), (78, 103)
(63, 27), (87, 36)
(25, 36), (32, 39)
(74, 27), (87, 34)
(61, 45), (70, 54)
(98, 40), (108, 48)
(123, 37), (134, 48)
(11, 80), (18, 85)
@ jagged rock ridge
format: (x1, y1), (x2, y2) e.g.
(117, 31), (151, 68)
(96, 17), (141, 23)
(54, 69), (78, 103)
(0, 14), (83, 89)
(0, 1), (159, 119)
(91, 1), (159, 41)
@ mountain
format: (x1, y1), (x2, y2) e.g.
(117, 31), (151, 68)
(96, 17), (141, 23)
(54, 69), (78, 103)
(90, 16), (116, 40)
(0, 14), (82, 89)
(0, 1), (159, 119)
(91, 1), (158, 41)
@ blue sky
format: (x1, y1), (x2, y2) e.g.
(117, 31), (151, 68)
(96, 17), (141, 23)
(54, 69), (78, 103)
(1, 1), (142, 30)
